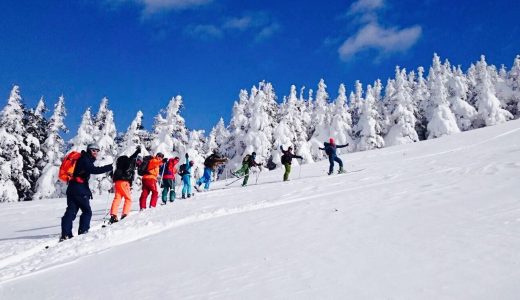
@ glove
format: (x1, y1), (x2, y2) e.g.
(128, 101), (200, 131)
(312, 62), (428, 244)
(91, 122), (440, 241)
(162, 158), (168, 163)
(136, 145), (141, 151)
(185, 153), (189, 159)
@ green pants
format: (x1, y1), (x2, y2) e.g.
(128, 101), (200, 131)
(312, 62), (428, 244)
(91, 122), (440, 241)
(283, 163), (291, 181)
(234, 164), (250, 186)
(161, 179), (175, 202)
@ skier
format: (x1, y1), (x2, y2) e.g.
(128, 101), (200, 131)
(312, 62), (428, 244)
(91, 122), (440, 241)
(319, 138), (348, 175)
(280, 145), (303, 181)
(108, 145), (141, 224)
(232, 152), (262, 187)
(138, 152), (166, 210)
(60, 143), (113, 241)
(195, 150), (228, 192)
(180, 153), (194, 199)
(159, 156), (180, 204)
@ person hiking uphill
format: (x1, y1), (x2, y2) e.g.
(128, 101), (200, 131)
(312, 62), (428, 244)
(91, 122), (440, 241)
(232, 152), (262, 187)
(108, 145), (141, 224)
(180, 153), (194, 199)
(280, 145), (303, 181)
(60, 143), (113, 241)
(139, 152), (166, 210)
(319, 138), (348, 175)
(195, 150), (228, 192)
(159, 156), (180, 204)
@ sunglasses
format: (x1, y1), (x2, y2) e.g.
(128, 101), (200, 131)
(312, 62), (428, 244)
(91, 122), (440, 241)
(90, 149), (100, 153)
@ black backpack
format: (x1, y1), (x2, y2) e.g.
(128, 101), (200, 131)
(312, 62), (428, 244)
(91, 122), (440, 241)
(137, 155), (152, 176)
(281, 153), (291, 165)
(204, 155), (214, 168)
(178, 163), (187, 176)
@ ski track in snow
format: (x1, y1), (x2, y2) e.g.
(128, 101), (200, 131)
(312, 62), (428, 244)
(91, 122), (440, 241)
(0, 162), (473, 282)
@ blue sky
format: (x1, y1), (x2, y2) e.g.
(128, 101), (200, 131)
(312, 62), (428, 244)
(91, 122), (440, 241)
(1, 0), (519, 139)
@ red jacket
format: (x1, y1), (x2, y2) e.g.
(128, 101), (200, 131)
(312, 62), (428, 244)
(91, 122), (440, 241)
(162, 157), (180, 179)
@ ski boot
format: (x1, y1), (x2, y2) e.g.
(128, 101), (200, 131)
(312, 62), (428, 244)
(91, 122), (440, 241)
(59, 234), (73, 242)
(109, 215), (119, 224)
(121, 214), (128, 220)
(338, 168), (346, 174)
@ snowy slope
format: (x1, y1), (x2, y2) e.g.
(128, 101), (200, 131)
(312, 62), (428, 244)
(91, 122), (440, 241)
(1, 120), (520, 299)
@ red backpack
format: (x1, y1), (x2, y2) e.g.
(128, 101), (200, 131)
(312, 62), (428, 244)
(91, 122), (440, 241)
(58, 151), (82, 182)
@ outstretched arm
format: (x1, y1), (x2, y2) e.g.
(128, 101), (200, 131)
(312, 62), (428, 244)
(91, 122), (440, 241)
(129, 146), (141, 160)
(337, 143), (349, 149)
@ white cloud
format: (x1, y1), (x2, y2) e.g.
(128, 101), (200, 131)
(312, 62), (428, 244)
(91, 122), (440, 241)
(189, 12), (279, 42)
(348, 0), (384, 15)
(337, 0), (422, 60)
(339, 22), (422, 60)
(105, 0), (213, 16)
(255, 22), (281, 42)
(223, 16), (254, 31)
(184, 24), (223, 40)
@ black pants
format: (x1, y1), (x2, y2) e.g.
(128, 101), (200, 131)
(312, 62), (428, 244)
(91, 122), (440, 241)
(61, 194), (92, 237)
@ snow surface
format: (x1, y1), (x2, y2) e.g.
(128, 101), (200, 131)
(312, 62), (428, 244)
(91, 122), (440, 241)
(1, 120), (520, 299)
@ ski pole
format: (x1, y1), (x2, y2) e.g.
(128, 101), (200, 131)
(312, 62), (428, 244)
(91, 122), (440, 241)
(298, 159), (302, 179)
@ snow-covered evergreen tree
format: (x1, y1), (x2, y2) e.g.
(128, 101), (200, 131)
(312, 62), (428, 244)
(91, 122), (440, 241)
(412, 67), (429, 140)
(241, 85), (272, 166)
(330, 84), (354, 153)
(34, 96), (68, 199)
(224, 90), (250, 173)
(357, 85), (385, 151)
(151, 96), (189, 158)
(93, 109), (117, 195)
(70, 108), (95, 151)
(426, 54), (460, 139)
(206, 117), (229, 156)
(0, 86), (31, 202)
(447, 66), (478, 131)
(23, 97), (49, 196)
(508, 56), (520, 117)
(473, 55), (513, 127)
(349, 80), (363, 129)
(119, 110), (148, 156)
(186, 129), (206, 179)
(384, 67), (419, 146)
(309, 79), (332, 160)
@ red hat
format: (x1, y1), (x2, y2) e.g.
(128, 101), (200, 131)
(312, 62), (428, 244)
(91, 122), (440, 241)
(329, 138), (335, 144)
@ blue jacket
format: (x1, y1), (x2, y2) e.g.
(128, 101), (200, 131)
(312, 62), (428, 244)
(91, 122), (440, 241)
(319, 142), (348, 157)
(67, 151), (113, 198)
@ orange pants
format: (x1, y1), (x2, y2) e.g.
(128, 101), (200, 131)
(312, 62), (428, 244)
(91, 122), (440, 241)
(111, 181), (132, 217)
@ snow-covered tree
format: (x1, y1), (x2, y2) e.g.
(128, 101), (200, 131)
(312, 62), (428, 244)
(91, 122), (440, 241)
(357, 85), (385, 151)
(69, 108), (95, 151)
(241, 85), (272, 166)
(151, 95), (189, 158)
(224, 90), (250, 172)
(349, 80), (363, 129)
(473, 55), (513, 127)
(330, 84), (354, 153)
(0, 86), (30, 202)
(206, 117), (229, 156)
(186, 129), (206, 179)
(426, 54), (460, 139)
(447, 66), (478, 131)
(34, 96), (68, 199)
(384, 68), (419, 146)
(508, 55), (520, 117)
(309, 79), (332, 160)
(119, 110), (148, 156)
(23, 97), (49, 196)
(412, 67), (429, 140)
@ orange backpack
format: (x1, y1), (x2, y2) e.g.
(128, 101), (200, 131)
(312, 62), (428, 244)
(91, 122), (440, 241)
(58, 151), (82, 182)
